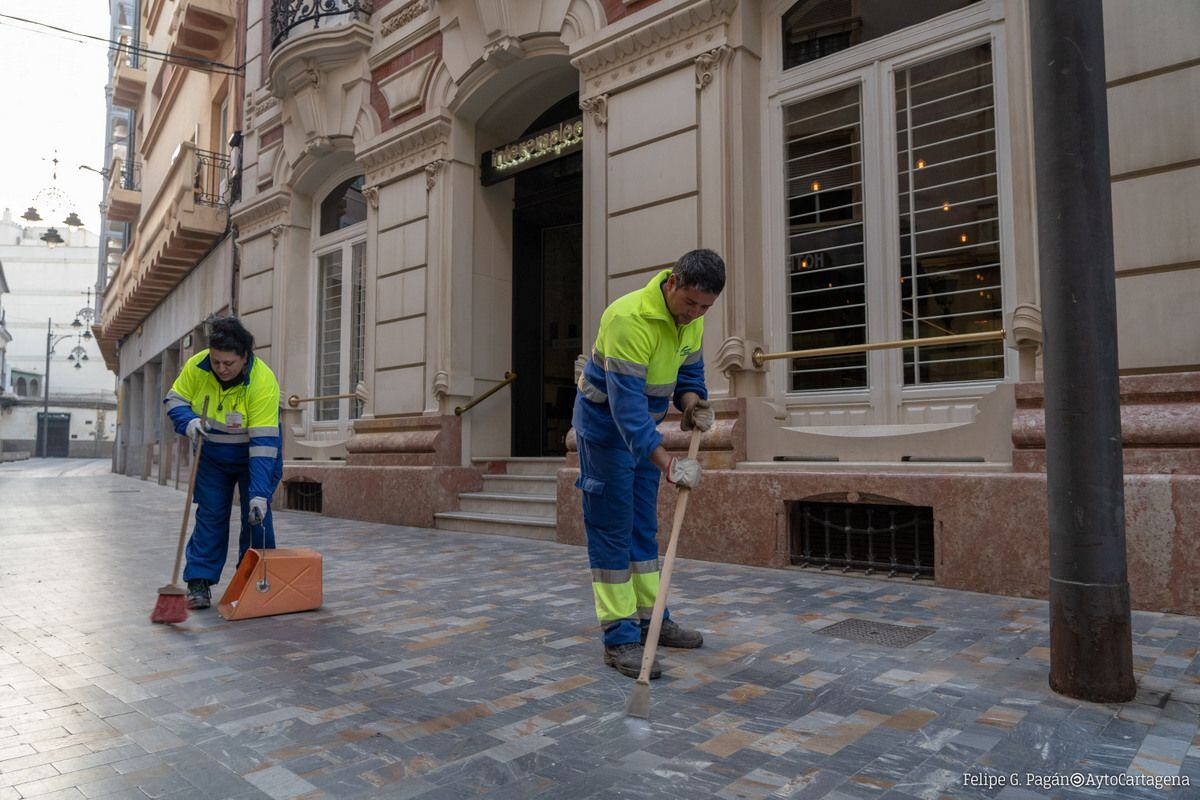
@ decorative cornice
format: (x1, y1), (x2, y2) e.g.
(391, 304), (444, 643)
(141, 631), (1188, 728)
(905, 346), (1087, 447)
(579, 94), (608, 128)
(425, 159), (445, 191)
(570, 0), (737, 94)
(231, 191), (293, 239)
(695, 44), (730, 91)
(357, 115), (452, 186)
(380, 0), (428, 37)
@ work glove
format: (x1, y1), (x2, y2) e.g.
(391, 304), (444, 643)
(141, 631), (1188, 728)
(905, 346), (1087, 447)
(247, 497), (269, 526)
(185, 417), (208, 444)
(666, 457), (702, 490)
(681, 398), (714, 432)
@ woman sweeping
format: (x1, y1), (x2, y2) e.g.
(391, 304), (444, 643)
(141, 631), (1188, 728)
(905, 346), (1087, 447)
(163, 316), (284, 610)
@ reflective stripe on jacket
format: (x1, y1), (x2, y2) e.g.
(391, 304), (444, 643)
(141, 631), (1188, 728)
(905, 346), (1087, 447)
(164, 349), (281, 499)
(573, 269), (707, 460)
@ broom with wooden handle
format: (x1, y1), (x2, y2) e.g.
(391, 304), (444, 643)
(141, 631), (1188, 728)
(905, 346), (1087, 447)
(625, 425), (702, 719)
(151, 398), (209, 624)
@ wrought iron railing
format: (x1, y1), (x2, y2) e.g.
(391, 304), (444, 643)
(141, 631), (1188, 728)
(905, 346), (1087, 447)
(789, 501), (935, 579)
(193, 148), (230, 207)
(121, 159), (143, 192)
(271, 0), (373, 49)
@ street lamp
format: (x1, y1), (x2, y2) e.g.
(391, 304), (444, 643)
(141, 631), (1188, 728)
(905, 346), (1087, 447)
(40, 318), (78, 458)
(24, 154), (84, 249)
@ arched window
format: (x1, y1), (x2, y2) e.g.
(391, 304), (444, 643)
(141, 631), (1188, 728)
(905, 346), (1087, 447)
(28, 378), (39, 396)
(319, 176), (367, 235)
(313, 175), (368, 426)
(15, 377), (26, 396)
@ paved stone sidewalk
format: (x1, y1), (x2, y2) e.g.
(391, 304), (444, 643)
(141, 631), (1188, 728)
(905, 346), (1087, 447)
(1, 459), (1197, 800)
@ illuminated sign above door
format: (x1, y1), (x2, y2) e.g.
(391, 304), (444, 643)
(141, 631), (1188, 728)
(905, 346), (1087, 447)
(481, 117), (584, 185)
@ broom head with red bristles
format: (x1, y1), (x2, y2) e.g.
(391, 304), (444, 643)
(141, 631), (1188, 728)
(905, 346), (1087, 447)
(150, 584), (188, 624)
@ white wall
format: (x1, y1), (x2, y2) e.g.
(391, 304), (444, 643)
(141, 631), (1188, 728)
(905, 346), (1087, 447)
(0, 213), (112, 398)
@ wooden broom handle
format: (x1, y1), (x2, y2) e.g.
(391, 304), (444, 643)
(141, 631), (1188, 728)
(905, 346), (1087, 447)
(636, 426), (702, 683)
(171, 398), (209, 586)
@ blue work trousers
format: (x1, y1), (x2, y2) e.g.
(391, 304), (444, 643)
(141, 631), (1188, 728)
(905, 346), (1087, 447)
(182, 449), (281, 585)
(576, 435), (669, 646)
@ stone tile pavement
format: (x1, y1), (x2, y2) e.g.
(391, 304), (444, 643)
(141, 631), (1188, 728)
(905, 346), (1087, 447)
(1, 458), (1197, 800)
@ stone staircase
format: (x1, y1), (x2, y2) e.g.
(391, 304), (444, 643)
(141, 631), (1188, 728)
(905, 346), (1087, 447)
(433, 457), (563, 541)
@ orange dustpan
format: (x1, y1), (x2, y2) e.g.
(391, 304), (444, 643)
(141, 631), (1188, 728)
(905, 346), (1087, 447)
(217, 526), (323, 620)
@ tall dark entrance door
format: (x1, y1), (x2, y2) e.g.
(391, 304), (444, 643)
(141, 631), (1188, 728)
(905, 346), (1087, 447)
(511, 151), (583, 456)
(36, 412), (70, 457)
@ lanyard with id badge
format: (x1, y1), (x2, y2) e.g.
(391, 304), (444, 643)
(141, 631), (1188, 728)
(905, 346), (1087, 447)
(217, 385), (246, 429)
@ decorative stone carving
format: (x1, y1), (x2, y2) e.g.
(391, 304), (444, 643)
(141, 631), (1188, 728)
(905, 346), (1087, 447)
(579, 94), (608, 128)
(695, 44), (730, 91)
(376, 51), (437, 119)
(380, 0), (428, 36)
(270, 225), (286, 249)
(358, 116), (451, 185)
(432, 370), (450, 400)
(1007, 303), (1043, 352)
(715, 335), (763, 379)
(361, 185), (379, 209)
(425, 159), (445, 191)
(230, 191), (292, 239)
(571, 0), (737, 94)
(482, 35), (524, 64)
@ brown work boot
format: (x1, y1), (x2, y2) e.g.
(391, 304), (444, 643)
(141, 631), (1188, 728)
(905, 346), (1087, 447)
(604, 643), (662, 679)
(641, 618), (703, 649)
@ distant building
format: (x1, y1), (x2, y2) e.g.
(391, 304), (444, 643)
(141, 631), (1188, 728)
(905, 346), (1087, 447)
(0, 211), (115, 458)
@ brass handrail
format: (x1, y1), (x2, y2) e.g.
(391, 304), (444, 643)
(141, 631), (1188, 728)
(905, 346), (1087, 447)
(288, 381), (369, 408)
(455, 371), (516, 416)
(751, 330), (1006, 367)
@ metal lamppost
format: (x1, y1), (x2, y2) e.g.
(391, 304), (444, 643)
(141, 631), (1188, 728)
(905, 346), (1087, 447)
(39, 318), (82, 458)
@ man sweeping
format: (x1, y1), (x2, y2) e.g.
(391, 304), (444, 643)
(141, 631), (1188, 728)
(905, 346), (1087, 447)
(573, 249), (725, 678)
(163, 316), (284, 610)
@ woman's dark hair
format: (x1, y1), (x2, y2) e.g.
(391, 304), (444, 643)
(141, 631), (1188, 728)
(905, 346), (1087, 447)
(672, 248), (726, 295)
(208, 316), (255, 357)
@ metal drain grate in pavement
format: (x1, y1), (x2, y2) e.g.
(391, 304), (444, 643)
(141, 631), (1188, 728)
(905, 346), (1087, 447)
(815, 618), (936, 648)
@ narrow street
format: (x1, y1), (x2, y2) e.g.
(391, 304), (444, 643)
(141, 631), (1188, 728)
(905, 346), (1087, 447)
(0, 460), (1196, 799)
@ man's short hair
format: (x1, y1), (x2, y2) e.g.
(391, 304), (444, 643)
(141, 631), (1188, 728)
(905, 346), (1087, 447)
(208, 316), (255, 357)
(672, 249), (726, 295)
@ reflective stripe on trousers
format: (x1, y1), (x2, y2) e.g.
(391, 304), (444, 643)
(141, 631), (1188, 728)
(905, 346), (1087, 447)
(575, 435), (669, 646)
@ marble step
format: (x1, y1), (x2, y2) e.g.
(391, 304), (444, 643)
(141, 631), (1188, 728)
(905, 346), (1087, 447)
(456, 492), (556, 518)
(480, 474), (558, 495)
(471, 457), (565, 477)
(433, 510), (557, 541)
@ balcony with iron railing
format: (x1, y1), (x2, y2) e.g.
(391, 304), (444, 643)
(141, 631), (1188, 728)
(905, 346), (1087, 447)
(99, 142), (231, 343)
(271, 0), (374, 49)
(110, 36), (147, 108)
(104, 157), (143, 223)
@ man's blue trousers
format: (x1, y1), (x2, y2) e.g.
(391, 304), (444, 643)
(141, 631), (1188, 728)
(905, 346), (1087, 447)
(576, 435), (670, 646)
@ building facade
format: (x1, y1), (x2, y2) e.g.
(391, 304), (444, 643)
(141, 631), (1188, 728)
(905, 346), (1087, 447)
(0, 214), (114, 458)
(96, 0), (245, 481)
(109, 0), (1199, 613)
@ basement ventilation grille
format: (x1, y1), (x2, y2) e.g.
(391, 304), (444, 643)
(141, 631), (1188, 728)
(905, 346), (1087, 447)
(789, 500), (934, 579)
(816, 618), (936, 648)
(286, 480), (323, 513)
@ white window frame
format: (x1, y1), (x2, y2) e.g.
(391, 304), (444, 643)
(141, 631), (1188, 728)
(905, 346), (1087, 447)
(309, 186), (368, 440)
(765, 0), (1017, 425)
